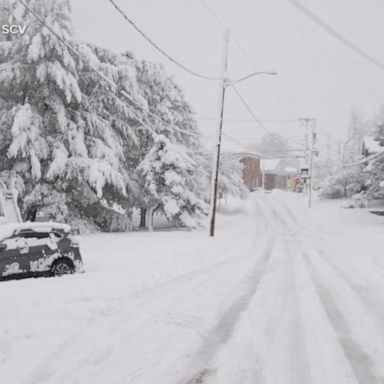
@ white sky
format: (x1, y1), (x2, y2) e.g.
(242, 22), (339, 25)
(71, 0), (384, 156)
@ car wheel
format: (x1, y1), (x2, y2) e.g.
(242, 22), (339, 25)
(51, 259), (74, 277)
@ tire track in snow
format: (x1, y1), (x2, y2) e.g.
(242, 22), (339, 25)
(303, 252), (383, 384)
(268, 194), (384, 383)
(21, 257), (241, 384)
(20, 261), (233, 384)
(23, 201), (271, 384)
(279, 196), (384, 349)
(260, 197), (312, 383)
(182, 232), (277, 384)
(285, 237), (311, 384)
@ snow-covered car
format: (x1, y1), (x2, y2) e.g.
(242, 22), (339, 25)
(0, 222), (84, 280)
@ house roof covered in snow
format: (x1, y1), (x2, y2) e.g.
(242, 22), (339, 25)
(285, 166), (298, 174)
(363, 136), (384, 155)
(260, 159), (281, 172)
(220, 140), (262, 158)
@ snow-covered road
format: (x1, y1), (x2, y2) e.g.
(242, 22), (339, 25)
(2, 192), (384, 384)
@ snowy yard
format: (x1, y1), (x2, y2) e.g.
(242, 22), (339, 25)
(1, 192), (384, 383)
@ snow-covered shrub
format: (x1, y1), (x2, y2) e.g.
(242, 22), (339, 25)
(362, 154), (384, 200)
(319, 176), (345, 199)
(90, 206), (132, 232)
(67, 218), (99, 235)
(319, 166), (364, 199)
(341, 193), (368, 209)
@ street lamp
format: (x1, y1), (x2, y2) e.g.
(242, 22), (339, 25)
(229, 71), (278, 85)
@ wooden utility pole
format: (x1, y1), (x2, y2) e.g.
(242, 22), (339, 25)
(299, 118), (316, 207)
(209, 29), (230, 237)
(326, 133), (331, 166)
(308, 119), (317, 208)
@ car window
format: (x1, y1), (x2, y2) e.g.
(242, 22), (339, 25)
(18, 231), (50, 240)
(14, 231), (52, 248)
(2, 236), (27, 251)
(0, 230), (63, 251)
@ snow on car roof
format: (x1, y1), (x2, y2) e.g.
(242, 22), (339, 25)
(0, 222), (71, 241)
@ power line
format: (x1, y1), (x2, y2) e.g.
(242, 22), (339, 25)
(229, 80), (307, 151)
(200, 0), (227, 30)
(342, 151), (383, 168)
(106, 0), (222, 81)
(231, 41), (295, 113)
(229, 81), (275, 136)
(196, 116), (300, 123)
(222, 132), (266, 157)
(287, 0), (384, 71)
(18, 0), (201, 140)
(200, 0), (297, 114)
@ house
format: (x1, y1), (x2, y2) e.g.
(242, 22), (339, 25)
(238, 153), (262, 190)
(261, 158), (301, 190)
(227, 151), (262, 191)
(362, 135), (384, 157)
(221, 141), (262, 191)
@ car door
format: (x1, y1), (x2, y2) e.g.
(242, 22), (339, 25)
(0, 234), (29, 277)
(18, 230), (52, 273)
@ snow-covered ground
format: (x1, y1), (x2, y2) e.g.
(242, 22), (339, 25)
(1, 191), (384, 383)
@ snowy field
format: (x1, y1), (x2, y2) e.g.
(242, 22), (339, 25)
(1, 191), (384, 383)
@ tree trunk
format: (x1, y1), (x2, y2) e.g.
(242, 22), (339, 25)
(25, 205), (37, 222)
(146, 207), (154, 232)
(139, 208), (146, 228)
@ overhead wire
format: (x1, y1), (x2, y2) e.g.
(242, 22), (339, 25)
(106, 0), (222, 81)
(199, 0), (314, 154)
(196, 116), (301, 123)
(287, 0), (384, 71)
(200, 0), (298, 114)
(229, 79), (307, 151)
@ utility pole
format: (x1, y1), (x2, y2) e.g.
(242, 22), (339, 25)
(299, 118), (316, 207)
(308, 119), (317, 208)
(326, 133), (331, 165)
(209, 28), (230, 237)
(299, 118), (312, 164)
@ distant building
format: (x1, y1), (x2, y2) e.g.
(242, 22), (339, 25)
(261, 158), (301, 190)
(362, 135), (384, 157)
(239, 154), (261, 190)
(226, 151), (261, 191)
(221, 141), (262, 191)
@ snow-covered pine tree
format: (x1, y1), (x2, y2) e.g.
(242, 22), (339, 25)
(77, 45), (148, 228)
(361, 154), (384, 200)
(134, 60), (207, 229)
(0, 0), (129, 230)
(344, 108), (366, 163)
(137, 134), (207, 230)
(0, 0), (18, 42)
